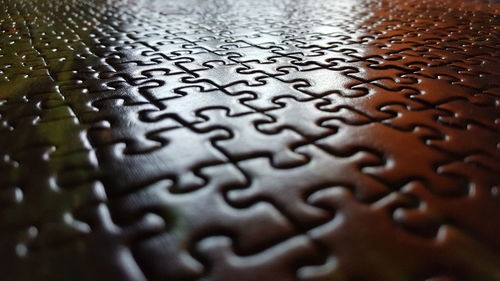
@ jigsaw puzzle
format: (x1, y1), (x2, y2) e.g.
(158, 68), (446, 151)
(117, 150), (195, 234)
(0, 0), (499, 280)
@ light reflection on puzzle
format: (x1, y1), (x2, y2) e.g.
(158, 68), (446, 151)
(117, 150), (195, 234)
(0, 0), (499, 280)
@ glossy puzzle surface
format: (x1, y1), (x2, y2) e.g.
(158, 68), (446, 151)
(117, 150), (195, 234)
(0, 0), (499, 280)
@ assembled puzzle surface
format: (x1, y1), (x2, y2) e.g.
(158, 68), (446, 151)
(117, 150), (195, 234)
(0, 0), (499, 280)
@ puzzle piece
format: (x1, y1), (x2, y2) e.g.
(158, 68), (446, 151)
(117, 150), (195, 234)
(196, 235), (320, 281)
(276, 66), (365, 97)
(93, 123), (229, 192)
(317, 119), (465, 196)
(224, 77), (314, 111)
(109, 163), (294, 280)
(300, 187), (500, 281)
(195, 108), (308, 167)
(148, 86), (255, 123)
(183, 61), (267, 90)
(227, 144), (387, 227)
